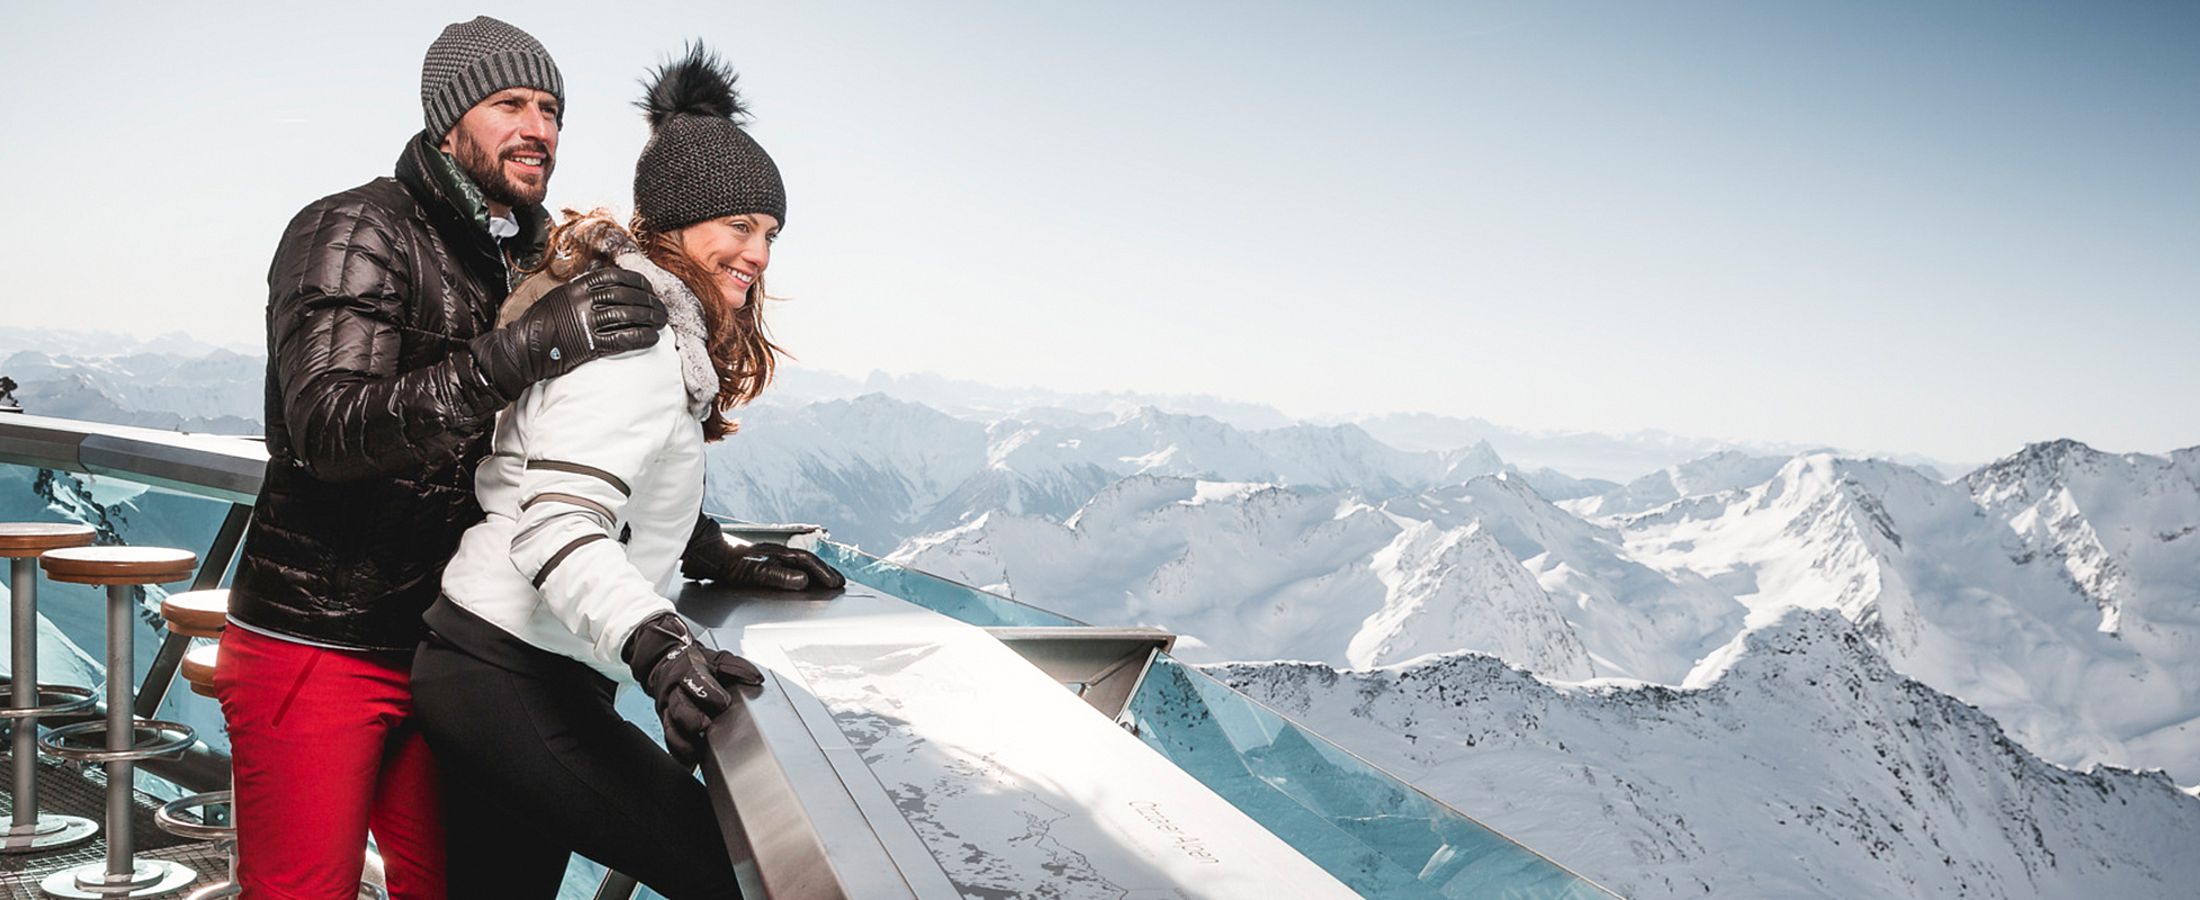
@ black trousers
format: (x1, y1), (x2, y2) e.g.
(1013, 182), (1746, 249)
(410, 603), (742, 899)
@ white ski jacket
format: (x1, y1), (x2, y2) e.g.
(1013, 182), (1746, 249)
(439, 326), (704, 680)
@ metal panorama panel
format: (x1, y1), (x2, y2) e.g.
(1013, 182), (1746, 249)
(678, 580), (1359, 900)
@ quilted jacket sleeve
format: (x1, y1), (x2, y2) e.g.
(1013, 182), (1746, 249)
(266, 195), (507, 482)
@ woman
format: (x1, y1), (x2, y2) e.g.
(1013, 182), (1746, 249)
(410, 44), (833, 897)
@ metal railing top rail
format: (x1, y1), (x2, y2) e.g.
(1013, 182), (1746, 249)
(0, 413), (265, 504)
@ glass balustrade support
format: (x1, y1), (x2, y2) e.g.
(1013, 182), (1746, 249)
(135, 501), (252, 720)
(983, 626), (1173, 719)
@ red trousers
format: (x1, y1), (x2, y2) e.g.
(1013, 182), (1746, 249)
(214, 626), (445, 900)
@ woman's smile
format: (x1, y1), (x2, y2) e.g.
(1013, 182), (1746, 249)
(675, 212), (778, 309)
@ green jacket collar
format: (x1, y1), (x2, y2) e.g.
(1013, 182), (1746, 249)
(394, 131), (551, 276)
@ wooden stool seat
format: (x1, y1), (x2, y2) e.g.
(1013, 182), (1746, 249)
(179, 645), (220, 699)
(40, 546), (197, 586)
(162, 589), (231, 638)
(0, 523), (96, 558)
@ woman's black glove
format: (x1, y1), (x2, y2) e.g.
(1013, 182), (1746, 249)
(470, 268), (667, 401)
(623, 612), (763, 765)
(682, 515), (847, 591)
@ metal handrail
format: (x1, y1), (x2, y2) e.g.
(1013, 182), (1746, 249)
(0, 413), (265, 504)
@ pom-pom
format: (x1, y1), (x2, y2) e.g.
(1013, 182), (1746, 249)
(637, 41), (747, 129)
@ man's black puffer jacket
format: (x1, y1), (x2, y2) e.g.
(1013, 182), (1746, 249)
(230, 132), (549, 651)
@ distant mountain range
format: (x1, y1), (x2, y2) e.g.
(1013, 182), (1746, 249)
(1, 345), (261, 434)
(769, 367), (1975, 483)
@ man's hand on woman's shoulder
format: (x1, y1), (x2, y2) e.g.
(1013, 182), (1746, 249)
(470, 268), (667, 401)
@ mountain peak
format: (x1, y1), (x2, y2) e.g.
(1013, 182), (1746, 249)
(1968, 438), (2106, 489)
(1684, 608), (1883, 688)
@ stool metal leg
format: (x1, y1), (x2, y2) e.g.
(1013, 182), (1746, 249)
(40, 583), (193, 898)
(156, 792), (236, 900)
(2, 557), (96, 852)
(107, 583), (133, 870)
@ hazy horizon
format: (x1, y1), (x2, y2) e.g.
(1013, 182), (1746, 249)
(12, 322), (2188, 481)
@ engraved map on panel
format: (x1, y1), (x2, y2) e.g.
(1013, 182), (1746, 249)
(783, 641), (1190, 900)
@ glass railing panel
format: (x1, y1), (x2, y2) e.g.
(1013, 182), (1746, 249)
(1123, 653), (1616, 899)
(0, 460), (235, 756)
(813, 540), (1083, 628)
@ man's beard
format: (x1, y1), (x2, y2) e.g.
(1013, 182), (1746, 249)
(449, 130), (553, 209)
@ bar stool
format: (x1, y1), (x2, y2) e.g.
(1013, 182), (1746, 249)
(174, 646), (220, 701)
(152, 591), (233, 900)
(39, 547), (200, 898)
(157, 592), (227, 646)
(0, 523), (101, 853)
(155, 645), (232, 900)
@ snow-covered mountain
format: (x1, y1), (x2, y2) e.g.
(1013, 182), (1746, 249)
(762, 367), (1302, 431)
(1349, 412), (1752, 483)
(891, 476), (1409, 664)
(893, 439), (2200, 786)
(702, 394), (993, 551)
(1510, 466), (1621, 503)
(1964, 439), (2200, 638)
(2, 349), (261, 434)
(1385, 474), (1742, 683)
(0, 328), (253, 361)
(706, 397), (1514, 551)
(1209, 610), (2200, 899)
(1351, 520), (1596, 680)
(1558, 449), (1790, 517)
(1612, 448), (2200, 779)
(891, 471), (1671, 681)
(1350, 411), (1972, 484)
(892, 467), (1736, 682)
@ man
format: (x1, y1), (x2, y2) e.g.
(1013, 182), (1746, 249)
(220, 17), (839, 898)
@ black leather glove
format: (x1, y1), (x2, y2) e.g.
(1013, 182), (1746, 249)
(736, 542), (847, 590)
(470, 268), (667, 401)
(623, 612), (763, 765)
(683, 516), (847, 591)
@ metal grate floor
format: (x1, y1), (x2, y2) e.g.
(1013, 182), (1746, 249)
(0, 755), (230, 898)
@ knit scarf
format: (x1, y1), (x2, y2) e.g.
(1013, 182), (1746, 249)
(610, 252), (719, 422)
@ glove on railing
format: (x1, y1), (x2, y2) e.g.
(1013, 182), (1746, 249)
(623, 612), (763, 765)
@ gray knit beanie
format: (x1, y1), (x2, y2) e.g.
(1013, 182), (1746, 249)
(420, 16), (565, 141)
(633, 44), (786, 231)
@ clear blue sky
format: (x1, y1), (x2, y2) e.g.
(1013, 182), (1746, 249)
(2, 1), (2193, 462)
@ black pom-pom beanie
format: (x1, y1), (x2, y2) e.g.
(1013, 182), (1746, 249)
(633, 43), (785, 231)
